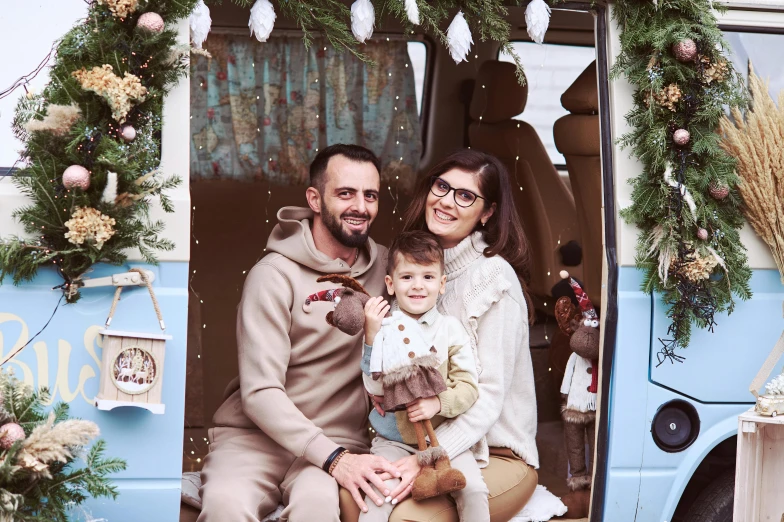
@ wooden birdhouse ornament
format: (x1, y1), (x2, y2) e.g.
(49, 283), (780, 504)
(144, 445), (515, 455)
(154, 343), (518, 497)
(95, 269), (171, 414)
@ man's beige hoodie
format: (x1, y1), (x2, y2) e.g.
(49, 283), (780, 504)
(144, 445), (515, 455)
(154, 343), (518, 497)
(212, 207), (388, 467)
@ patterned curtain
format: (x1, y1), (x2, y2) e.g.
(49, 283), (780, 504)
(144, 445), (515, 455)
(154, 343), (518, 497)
(190, 34), (422, 191)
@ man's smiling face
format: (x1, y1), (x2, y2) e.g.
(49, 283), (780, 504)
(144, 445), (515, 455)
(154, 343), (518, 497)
(319, 155), (380, 248)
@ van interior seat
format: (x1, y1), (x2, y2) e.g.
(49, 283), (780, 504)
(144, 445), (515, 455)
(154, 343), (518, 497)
(467, 60), (582, 300)
(553, 61), (602, 301)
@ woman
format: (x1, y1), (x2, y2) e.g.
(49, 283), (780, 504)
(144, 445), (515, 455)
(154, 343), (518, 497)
(384, 149), (539, 521)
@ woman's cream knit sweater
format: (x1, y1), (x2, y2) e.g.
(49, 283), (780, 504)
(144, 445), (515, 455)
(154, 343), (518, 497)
(434, 232), (539, 469)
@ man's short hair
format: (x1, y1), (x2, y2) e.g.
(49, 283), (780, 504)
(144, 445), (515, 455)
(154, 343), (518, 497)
(309, 144), (382, 194)
(387, 230), (445, 275)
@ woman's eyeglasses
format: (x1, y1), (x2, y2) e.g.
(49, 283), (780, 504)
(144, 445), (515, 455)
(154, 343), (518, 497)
(429, 177), (485, 208)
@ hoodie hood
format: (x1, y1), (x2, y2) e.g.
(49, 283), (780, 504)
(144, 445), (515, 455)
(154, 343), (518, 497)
(266, 206), (381, 276)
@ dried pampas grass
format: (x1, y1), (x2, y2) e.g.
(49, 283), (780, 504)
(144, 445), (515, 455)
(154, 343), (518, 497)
(24, 104), (81, 136)
(17, 413), (99, 477)
(719, 64), (784, 282)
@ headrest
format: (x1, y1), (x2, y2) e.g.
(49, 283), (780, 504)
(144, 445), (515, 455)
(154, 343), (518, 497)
(561, 61), (598, 114)
(469, 61), (528, 123)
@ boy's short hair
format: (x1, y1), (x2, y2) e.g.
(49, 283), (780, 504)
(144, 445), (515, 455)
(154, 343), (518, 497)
(387, 231), (444, 274)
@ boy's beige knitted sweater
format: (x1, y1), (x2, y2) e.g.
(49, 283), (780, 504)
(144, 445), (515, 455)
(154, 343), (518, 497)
(435, 232), (539, 469)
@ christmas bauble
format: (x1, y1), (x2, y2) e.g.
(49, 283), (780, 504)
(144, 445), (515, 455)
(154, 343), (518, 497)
(673, 129), (690, 146)
(120, 125), (136, 142)
(137, 12), (165, 33)
(62, 165), (91, 190)
(709, 182), (729, 200)
(0, 423), (25, 449)
(697, 228), (709, 241)
(673, 38), (697, 62)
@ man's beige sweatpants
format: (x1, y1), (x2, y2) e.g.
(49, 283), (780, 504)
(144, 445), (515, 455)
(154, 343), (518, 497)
(198, 427), (350, 522)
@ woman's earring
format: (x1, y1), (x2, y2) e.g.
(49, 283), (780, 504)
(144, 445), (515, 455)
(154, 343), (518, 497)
(481, 221), (486, 227)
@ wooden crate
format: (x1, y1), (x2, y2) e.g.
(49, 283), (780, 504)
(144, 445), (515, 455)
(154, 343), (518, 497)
(95, 329), (172, 414)
(734, 408), (784, 521)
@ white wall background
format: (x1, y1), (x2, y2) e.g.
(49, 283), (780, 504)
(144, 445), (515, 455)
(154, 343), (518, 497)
(0, 0), (87, 168)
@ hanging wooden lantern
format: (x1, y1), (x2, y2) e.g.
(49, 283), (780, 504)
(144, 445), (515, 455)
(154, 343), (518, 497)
(95, 269), (171, 414)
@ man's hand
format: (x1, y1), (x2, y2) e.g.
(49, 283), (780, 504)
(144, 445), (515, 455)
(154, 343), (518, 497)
(331, 453), (401, 512)
(364, 296), (389, 345)
(406, 397), (441, 422)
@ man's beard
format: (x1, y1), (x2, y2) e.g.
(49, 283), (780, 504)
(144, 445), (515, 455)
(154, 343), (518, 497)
(322, 205), (371, 248)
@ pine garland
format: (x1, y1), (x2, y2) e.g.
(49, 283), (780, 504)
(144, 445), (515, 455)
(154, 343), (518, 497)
(0, 371), (125, 521)
(613, 0), (752, 353)
(0, 0), (197, 302)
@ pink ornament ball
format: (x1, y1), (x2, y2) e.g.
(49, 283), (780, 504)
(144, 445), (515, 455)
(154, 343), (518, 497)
(673, 129), (691, 146)
(709, 182), (729, 200)
(62, 165), (91, 190)
(137, 12), (165, 33)
(673, 38), (698, 62)
(0, 423), (25, 449)
(697, 228), (709, 241)
(120, 125), (137, 142)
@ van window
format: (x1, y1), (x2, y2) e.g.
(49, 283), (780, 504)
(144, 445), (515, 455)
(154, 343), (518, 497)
(499, 42), (595, 166)
(724, 31), (784, 96)
(407, 41), (428, 117)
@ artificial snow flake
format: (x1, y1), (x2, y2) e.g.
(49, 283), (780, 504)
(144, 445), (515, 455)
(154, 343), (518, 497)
(351, 0), (375, 43)
(190, 0), (212, 50)
(405, 0), (420, 25)
(765, 373), (784, 395)
(525, 0), (551, 45)
(249, 0), (276, 43)
(446, 11), (473, 63)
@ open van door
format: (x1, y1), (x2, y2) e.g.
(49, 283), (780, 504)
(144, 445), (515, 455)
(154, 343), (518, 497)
(0, 3), (191, 519)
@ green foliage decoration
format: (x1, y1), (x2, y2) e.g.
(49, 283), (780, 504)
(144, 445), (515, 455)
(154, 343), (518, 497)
(613, 0), (752, 350)
(0, 371), (125, 521)
(0, 0), (198, 302)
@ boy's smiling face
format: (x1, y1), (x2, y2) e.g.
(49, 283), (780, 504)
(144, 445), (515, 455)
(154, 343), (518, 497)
(385, 254), (446, 319)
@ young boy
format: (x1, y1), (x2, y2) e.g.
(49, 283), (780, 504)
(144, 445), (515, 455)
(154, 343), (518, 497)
(359, 230), (488, 522)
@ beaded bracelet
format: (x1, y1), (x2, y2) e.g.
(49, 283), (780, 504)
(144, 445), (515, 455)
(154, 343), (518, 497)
(322, 447), (347, 473)
(328, 450), (348, 476)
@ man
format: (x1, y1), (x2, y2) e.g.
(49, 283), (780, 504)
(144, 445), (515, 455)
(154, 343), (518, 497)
(198, 144), (400, 522)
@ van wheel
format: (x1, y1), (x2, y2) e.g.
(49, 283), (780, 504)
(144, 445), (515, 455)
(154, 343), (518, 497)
(684, 469), (734, 522)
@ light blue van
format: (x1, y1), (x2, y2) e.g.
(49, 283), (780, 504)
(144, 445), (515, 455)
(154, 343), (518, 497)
(0, 1), (781, 521)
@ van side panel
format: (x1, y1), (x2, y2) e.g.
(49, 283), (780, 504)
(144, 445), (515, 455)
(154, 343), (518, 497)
(650, 269), (784, 402)
(0, 262), (188, 520)
(604, 267), (781, 522)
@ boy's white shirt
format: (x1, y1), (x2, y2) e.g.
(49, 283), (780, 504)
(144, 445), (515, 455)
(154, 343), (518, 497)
(363, 304), (478, 399)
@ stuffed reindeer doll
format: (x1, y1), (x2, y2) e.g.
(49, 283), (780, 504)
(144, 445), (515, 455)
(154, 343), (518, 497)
(304, 274), (466, 500)
(554, 271), (599, 499)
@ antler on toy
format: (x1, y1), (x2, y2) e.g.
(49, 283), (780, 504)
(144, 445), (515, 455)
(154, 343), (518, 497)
(316, 274), (369, 295)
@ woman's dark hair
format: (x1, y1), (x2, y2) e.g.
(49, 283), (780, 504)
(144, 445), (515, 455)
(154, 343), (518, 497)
(401, 149), (534, 321)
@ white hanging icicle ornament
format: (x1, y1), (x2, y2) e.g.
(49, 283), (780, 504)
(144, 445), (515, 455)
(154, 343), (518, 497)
(405, 0), (420, 25)
(446, 11), (473, 64)
(525, 0), (551, 45)
(189, 0), (212, 49)
(102, 172), (118, 205)
(351, 0), (375, 43)
(249, 0), (276, 43)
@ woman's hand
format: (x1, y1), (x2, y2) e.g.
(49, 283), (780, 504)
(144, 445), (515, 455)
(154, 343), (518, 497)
(331, 453), (401, 513)
(406, 397), (441, 422)
(378, 454), (421, 504)
(364, 296), (389, 345)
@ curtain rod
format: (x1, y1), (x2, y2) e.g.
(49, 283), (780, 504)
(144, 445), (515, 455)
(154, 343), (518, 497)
(210, 26), (423, 42)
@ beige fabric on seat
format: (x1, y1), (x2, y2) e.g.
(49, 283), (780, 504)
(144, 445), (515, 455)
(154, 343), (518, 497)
(468, 61), (581, 298)
(553, 61), (602, 300)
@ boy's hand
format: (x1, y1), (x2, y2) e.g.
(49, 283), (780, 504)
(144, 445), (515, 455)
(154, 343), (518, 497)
(406, 397), (441, 422)
(364, 296), (389, 345)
